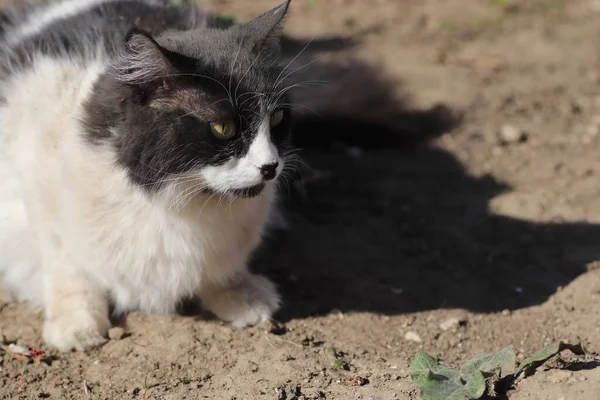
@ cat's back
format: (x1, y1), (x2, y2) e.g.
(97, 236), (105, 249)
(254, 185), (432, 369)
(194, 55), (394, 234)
(0, 0), (208, 75)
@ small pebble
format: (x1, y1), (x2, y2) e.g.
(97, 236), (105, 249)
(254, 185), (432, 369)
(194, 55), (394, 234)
(500, 124), (526, 144)
(404, 331), (422, 343)
(8, 343), (31, 356)
(439, 317), (463, 331)
(108, 327), (125, 340)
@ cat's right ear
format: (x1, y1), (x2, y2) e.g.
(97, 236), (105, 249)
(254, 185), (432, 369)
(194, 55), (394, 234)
(112, 28), (175, 86)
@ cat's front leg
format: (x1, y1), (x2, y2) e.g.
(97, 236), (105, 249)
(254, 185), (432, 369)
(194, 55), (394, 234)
(42, 265), (111, 352)
(199, 271), (280, 328)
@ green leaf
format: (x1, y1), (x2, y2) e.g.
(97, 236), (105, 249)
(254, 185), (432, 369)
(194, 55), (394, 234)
(333, 359), (345, 368)
(409, 352), (487, 400)
(516, 340), (590, 377)
(215, 14), (239, 28)
(460, 345), (516, 379)
(170, 0), (190, 6)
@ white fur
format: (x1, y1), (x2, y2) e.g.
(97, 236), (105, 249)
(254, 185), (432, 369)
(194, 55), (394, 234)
(6, 0), (113, 46)
(0, 57), (280, 351)
(201, 118), (283, 192)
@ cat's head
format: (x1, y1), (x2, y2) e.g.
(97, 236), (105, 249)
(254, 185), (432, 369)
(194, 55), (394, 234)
(85, 1), (294, 199)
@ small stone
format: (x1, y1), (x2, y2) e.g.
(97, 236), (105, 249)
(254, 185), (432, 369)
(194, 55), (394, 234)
(108, 327), (125, 340)
(439, 317), (464, 331)
(499, 124), (526, 144)
(404, 331), (422, 343)
(8, 343), (31, 356)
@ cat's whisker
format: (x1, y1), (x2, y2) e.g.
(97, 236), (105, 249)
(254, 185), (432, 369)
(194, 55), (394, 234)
(234, 43), (266, 107)
(279, 103), (320, 116)
(273, 37), (315, 91)
(237, 92), (267, 111)
(273, 80), (330, 102)
(196, 190), (220, 218)
(276, 54), (328, 92)
(229, 33), (247, 106)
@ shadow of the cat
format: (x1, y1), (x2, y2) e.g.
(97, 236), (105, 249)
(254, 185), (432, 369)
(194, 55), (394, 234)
(245, 42), (600, 321)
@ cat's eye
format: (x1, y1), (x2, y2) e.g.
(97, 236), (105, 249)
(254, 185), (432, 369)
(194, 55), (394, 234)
(270, 110), (284, 127)
(210, 121), (236, 140)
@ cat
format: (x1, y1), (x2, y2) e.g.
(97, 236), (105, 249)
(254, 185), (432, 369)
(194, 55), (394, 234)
(0, 0), (296, 352)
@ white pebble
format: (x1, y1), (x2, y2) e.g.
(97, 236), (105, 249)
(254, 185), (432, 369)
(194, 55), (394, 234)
(404, 331), (422, 343)
(439, 318), (461, 331)
(8, 343), (30, 356)
(500, 124), (524, 143)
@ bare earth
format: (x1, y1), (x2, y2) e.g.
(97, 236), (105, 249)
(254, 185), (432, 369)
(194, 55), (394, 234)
(1, 0), (600, 399)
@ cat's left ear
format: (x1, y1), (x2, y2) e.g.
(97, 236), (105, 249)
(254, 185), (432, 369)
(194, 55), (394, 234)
(238, 0), (291, 53)
(113, 28), (176, 86)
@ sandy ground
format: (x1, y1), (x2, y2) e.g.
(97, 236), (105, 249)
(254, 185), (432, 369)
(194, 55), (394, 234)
(2, 0), (600, 399)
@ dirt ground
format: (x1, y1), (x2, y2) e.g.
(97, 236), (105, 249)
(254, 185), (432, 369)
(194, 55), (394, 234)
(2, 0), (600, 399)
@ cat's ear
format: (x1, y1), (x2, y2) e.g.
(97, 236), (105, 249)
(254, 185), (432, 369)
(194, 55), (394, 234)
(113, 28), (175, 86)
(239, 0), (291, 54)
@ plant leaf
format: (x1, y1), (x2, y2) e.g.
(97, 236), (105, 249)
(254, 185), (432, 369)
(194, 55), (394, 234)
(410, 352), (456, 385)
(516, 340), (589, 377)
(409, 352), (486, 400)
(215, 14), (239, 28)
(326, 347), (336, 358)
(460, 345), (516, 379)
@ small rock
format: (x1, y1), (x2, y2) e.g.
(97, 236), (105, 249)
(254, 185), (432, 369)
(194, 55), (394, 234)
(8, 343), (31, 356)
(404, 331), (422, 343)
(108, 327), (125, 340)
(499, 124), (527, 144)
(439, 317), (464, 331)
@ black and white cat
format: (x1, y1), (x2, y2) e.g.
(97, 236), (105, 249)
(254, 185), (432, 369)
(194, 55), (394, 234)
(0, 0), (296, 352)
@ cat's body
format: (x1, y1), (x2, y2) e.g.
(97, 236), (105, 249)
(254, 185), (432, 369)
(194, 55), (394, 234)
(0, 0), (293, 351)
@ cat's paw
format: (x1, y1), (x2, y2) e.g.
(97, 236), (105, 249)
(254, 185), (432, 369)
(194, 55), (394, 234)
(43, 309), (111, 352)
(203, 274), (280, 328)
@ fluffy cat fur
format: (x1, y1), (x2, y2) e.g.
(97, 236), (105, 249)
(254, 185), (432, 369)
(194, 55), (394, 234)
(0, 0), (296, 352)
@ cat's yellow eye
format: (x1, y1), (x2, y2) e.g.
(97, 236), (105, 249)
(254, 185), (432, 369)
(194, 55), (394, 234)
(270, 110), (284, 127)
(210, 120), (236, 140)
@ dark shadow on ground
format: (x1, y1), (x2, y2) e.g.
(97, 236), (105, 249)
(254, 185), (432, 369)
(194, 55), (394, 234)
(250, 41), (600, 321)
